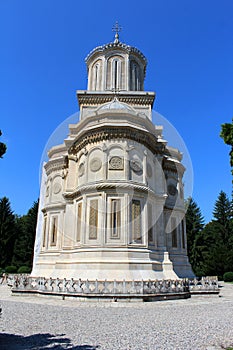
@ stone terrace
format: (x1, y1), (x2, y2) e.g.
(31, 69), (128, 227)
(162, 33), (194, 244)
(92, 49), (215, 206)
(1, 282), (233, 350)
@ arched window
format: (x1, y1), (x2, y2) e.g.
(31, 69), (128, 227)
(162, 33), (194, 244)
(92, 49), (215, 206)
(130, 61), (141, 90)
(112, 59), (121, 90)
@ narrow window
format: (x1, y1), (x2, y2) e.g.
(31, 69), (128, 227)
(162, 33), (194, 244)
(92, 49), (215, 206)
(114, 60), (118, 89)
(94, 65), (98, 90)
(148, 203), (153, 244)
(111, 199), (121, 239)
(89, 199), (98, 239)
(77, 202), (82, 242)
(171, 217), (177, 248)
(42, 217), (47, 247)
(131, 199), (142, 243)
(51, 216), (58, 246)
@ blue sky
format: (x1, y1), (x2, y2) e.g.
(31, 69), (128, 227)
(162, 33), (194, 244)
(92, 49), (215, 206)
(0, 0), (232, 222)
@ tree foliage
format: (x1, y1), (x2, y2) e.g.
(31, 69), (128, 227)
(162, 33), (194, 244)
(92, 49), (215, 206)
(0, 197), (16, 267)
(0, 130), (7, 158)
(185, 198), (205, 269)
(187, 192), (233, 278)
(12, 200), (39, 268)
(0, 198), (38, 269)
(220, 119), (233, 175)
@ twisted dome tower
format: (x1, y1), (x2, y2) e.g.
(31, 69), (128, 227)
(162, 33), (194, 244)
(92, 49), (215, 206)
(32, 29), (194, 280)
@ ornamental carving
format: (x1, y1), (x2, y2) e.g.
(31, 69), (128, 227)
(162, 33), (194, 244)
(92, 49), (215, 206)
(130, 159), (142, 173)
(168, 184), (177, 196)
(78, 163), (85, 177)
(53, 182), (62, 194)
(90, 158), (102, 172)
(109, 156), (124, 170)
(68, 126), (165, 157)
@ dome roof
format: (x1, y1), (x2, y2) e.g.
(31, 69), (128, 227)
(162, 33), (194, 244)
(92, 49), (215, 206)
(85, 40), (147, 67)
(96, 97), (136, 114)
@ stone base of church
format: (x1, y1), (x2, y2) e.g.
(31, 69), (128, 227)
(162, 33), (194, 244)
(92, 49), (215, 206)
(12, 289), (191, 302)
(31, 248), (195, 281)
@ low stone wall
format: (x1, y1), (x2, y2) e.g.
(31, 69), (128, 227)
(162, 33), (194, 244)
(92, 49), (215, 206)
(10, 275), (190, 301)
(8, 275), (219, 301)
(189, 277), (219, 294)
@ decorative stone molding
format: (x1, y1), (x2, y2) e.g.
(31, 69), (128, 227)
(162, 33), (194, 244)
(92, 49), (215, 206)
(78, 163), (85, 177)
(130, 159), (143, 173)
(11, 275), (191, 300)
(9, 275), (219, 299)
(109, 156), (124, 170)
(53, 182), (62, 194)
(90, 158), (102, 172)
(69, 126), (165, 157)
(63, 181), (167, 200)
(77, 93), (155, 107)
(85, 41), (147, 66)
(44, 157), (67, 176)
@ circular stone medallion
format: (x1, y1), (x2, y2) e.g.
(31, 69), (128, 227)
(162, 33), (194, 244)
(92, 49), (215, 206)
(168, 184), (177, 196)
(90, 158), (102, 172)
(53, 182), (62, 194)
(78, 163), (85, 177)
(130, 159), (142, 173)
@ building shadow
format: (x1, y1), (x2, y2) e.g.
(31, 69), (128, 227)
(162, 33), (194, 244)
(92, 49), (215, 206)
(0, 332), (99, 350)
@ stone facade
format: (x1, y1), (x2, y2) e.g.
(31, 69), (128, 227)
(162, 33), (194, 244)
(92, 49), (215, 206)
(32, 34), (194, 280)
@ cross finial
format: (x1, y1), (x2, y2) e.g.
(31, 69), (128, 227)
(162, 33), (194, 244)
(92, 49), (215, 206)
(112, 21), (122, 44)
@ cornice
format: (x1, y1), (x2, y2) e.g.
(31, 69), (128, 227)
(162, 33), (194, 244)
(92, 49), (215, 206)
(85, 41), (147, 66)
(68, 125), (165, 156)
(42, 203), (66, 213)
(77, 91), (155, 107)
(44, 157), (68, 176)
(63, 181), (167, 201)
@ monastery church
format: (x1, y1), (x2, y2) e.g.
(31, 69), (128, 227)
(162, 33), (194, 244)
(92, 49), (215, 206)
(32, 27), (194, 281)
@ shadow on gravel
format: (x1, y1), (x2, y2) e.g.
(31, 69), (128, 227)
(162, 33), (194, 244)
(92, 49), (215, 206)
(0, 332), (99, 349)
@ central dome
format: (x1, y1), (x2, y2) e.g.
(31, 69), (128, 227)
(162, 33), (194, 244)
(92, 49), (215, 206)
(85, 35), (147, 92)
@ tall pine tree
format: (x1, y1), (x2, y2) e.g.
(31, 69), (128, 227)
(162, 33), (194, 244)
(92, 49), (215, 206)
(12, 200), (39, 268)
(193, 191), (233, 277)
(185, 197), (205, 270)
(213, 191), (232, 243)
(0, 197), (16, 267)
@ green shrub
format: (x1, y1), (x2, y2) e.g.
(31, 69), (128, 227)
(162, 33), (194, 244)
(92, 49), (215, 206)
(5, 266), (17, 273)
(223, 272), (233, 282)
(17, 266), (31, 274)
(0, 268), (5, 276)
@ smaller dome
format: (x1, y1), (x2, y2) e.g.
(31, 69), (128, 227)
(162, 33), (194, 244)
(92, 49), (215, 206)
(96, 97), (136, 114)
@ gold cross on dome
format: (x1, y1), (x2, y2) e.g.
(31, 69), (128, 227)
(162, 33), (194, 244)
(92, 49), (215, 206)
(112, 21), (122, 35)
(112, 21), (122, 43)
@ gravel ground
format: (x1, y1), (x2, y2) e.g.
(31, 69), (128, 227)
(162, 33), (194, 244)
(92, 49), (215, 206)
(1, 283), (233, 350)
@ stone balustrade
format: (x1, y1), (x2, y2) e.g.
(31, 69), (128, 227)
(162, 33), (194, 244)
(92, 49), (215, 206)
(7, 275), (219, 300)
(189, 277), (219, 294)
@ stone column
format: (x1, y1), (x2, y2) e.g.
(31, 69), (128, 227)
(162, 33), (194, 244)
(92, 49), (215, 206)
(102, 143), (108, 180)
(143, 150), (147, 185)
(125, 145), (130, 180)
